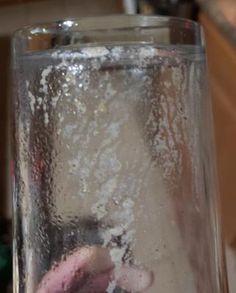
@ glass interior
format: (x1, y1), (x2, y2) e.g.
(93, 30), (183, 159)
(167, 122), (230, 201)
(12, 15), (228, 293)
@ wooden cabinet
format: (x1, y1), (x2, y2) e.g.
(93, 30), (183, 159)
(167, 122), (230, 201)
(199, 12), (236, 245)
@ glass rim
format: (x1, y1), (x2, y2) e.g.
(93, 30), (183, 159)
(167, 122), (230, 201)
(13, 14), (201, 37)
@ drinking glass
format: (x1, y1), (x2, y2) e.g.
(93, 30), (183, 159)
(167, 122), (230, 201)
(12, 15), (228, 293)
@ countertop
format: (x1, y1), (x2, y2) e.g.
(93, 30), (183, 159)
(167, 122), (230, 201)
(197, 0), (236, 46)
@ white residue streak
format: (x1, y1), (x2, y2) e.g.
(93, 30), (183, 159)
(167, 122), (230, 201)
(27, 65), (55, 125)
(91, 176), (118, 220)
(102, 226), (124, 246)
(42, 103), (49, 126)
(26, 81), (36, 114)
(44, 112), (49, 126)
(91, 146), (135, 292)
(40, 65), (53, 94)
(106, 280), (116, 293)
(28, 91), (36, 114)
(139, 46), (157, 58)
(98, 195), (135, 292)
(51, 47), (109, 61)
(81, 47), (109, 58)
(110, 247), (127, 265)
(123, 198), (135, 209)
(37, 97), (43, 105)
(149, 65), (187, 180)
(111, 46), (123, 60)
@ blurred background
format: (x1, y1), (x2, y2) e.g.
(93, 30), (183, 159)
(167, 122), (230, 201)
(0, 0), (235, 292)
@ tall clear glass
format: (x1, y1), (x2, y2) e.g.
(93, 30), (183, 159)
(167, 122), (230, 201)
(12, 15), (228, 293)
